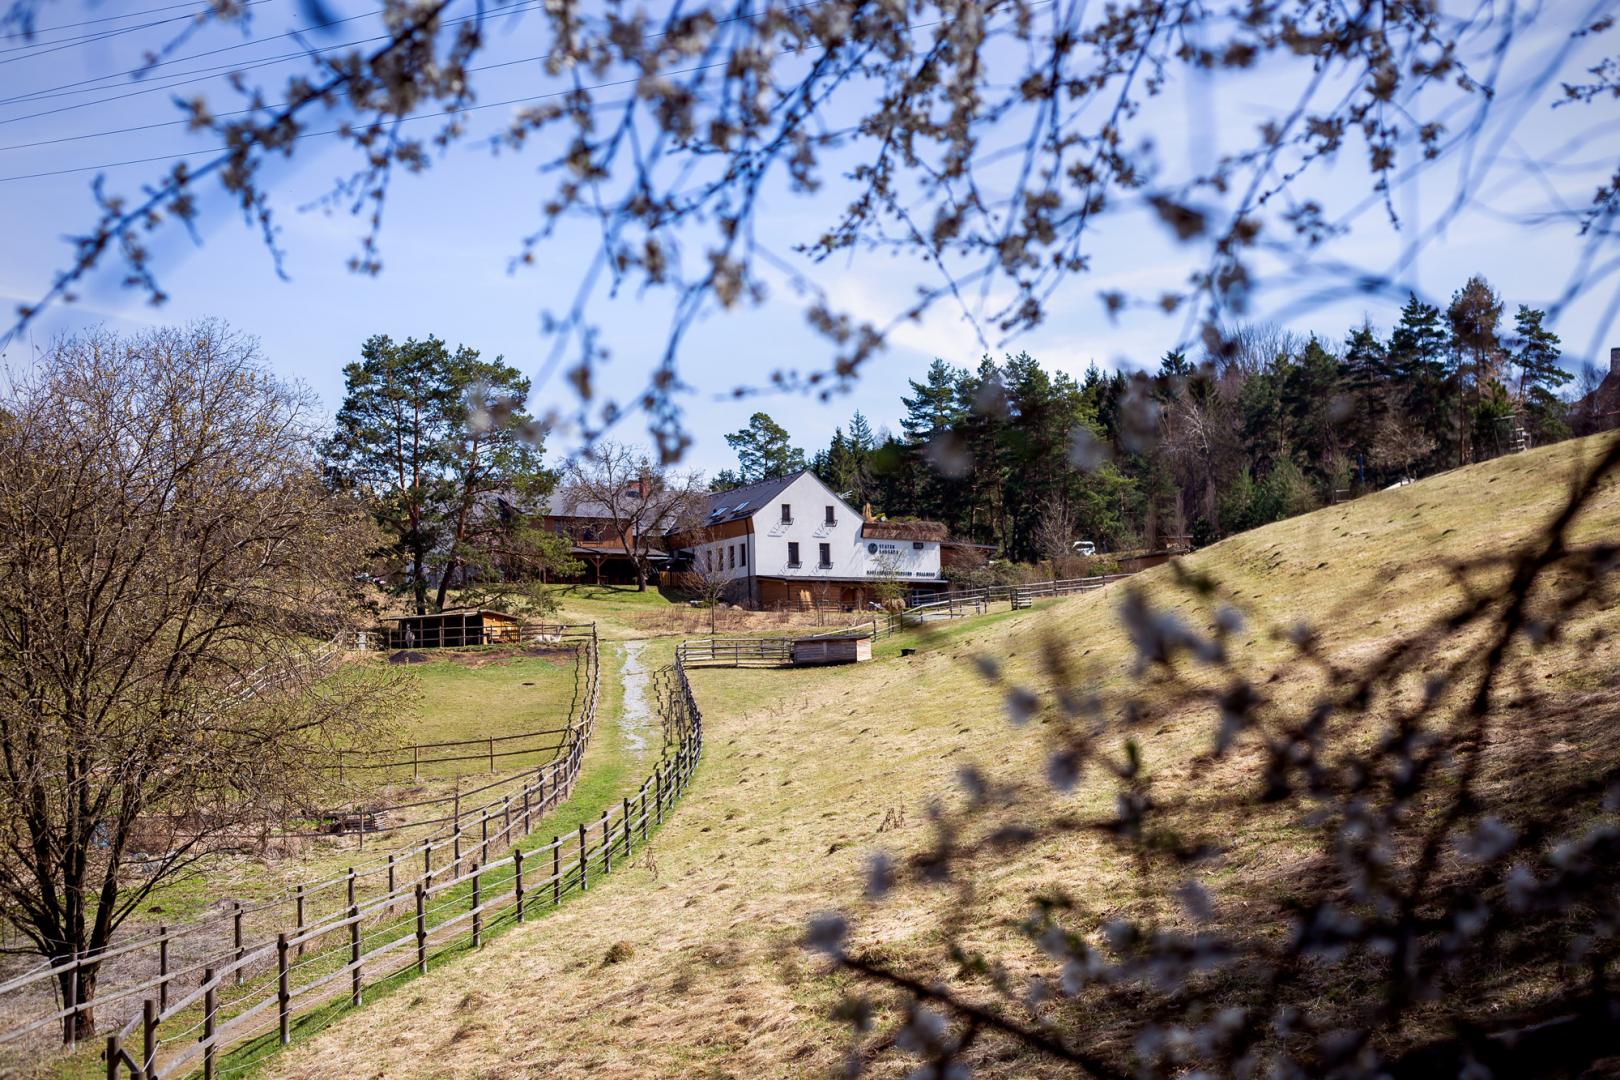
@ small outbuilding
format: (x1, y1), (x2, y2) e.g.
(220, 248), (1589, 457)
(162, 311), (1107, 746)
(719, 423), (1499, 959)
(382, 608), (524, 649)
(790, 633), (873, 666)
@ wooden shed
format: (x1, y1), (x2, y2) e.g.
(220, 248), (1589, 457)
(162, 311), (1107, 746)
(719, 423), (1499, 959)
(790, 633), (873, 666)
(382, 608), (524, 649)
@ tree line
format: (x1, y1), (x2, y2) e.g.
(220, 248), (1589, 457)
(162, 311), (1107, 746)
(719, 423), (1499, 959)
(721, 276), (1593, 564)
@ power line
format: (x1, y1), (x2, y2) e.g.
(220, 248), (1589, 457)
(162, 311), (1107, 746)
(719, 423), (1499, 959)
(0, 0), (537, 108)
(0, 4), (391, 104)
(0, 47), (564, 151)
(0, 66), (711, 184)
(6, 0), (257, 36)
(0, 0), (278, 65)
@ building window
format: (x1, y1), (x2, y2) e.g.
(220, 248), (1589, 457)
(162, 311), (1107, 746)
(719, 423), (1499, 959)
(787, 542), (800, 567)
(781, 503), (792, 524)
(728, 545), (736, 569)
(740, 544), (747, 568)
(824, 505), (836, 526)
(705, 550), (713, 571)
(818, 542), (832, 568)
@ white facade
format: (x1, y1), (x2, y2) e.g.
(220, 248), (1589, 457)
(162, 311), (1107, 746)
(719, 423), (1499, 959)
(686, 472), (942, 598)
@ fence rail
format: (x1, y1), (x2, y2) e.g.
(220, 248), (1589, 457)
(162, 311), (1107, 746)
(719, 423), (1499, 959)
(92, 650), (704, 1080)
(0, 626), (605, 1067)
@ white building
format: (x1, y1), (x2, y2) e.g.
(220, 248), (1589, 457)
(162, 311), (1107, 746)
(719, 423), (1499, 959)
(672, 470), (947, 609)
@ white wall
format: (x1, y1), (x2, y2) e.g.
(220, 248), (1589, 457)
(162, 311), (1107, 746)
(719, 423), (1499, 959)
(749, 473), (941, 583)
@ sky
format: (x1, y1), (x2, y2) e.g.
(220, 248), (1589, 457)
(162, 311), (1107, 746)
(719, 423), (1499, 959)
(1, 0), (1616, 478)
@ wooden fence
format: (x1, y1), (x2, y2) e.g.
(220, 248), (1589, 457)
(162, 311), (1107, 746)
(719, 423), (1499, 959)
(900, 573), (1136, 621)
(85, 656), (703, 1080)
(107, 656), (699, 1079)
(0, 627), (608, 1069)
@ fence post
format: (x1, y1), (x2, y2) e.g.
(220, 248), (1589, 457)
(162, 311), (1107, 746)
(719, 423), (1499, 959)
(602, 810), (612, 875)
(578, 823), (588, 892)
(387, 853), (397, 910)
(514, 848), (525, 923)
(487, 736), (495, 773)
(295, 886), (306, 958)
(504, 795), (512, 842)
(349, 904), (362, 1006)
(523, 786), (532, 834)
(640, 786), (649, 842)
(553, 838), (561, 905)
(105, 1035), (120, 1080)
(202, 968), (216, 1080)
(65, 950), (77, 1051)
(481, 812), (489, 865)
(414, 883), (427, 975)
(143, 998), (158, 1076)
(347, 867), (357, 911)
(277, 933), (290, 1045)
(622, 797), (632, 860)
(453, 826), (462, 878)
(412, 744), (419, 781)
(233, 901), (244, 984)
(656, 766), (664, 825)
(158, 926), (170, 1011)
(424, 839), (433, 888)
(471, 862), (483, 947)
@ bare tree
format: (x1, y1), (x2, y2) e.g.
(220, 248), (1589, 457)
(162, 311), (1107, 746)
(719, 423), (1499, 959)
(559, 442), (705, 591)
(0, 324), (405, 1039)
(1032, 493), (1079, 564)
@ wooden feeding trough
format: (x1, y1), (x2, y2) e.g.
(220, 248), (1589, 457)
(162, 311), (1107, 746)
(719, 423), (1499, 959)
(790, 633), (873, 666)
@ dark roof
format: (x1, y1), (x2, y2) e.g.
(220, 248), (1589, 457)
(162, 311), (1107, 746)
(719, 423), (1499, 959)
(701, 471), (811, 525)
(542, 489), (631, 519)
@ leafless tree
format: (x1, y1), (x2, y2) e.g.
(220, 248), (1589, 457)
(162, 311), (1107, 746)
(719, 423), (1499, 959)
(1032, 494), (1078, 564)
(4, 2), (1616, 456)
(559, 442), (705, 591)
(0, 323), (406, 1039)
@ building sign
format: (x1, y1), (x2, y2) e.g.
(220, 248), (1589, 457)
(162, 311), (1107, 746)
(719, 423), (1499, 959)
(863, 539), (939, 578)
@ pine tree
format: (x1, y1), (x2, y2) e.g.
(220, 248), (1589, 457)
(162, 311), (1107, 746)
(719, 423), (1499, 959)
(1388, 293), (1456, 471)
(1510, 306), (1572, 442)
(723, 412), (805, 482)
(900, 359), (966, 441)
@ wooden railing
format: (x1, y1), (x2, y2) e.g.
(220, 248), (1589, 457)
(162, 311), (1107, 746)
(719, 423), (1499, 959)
(0, 627), (606, 1068)
(900, 572), (1136, 621)
(378, 621), (584, 651)
(89, 656), (702, 1079)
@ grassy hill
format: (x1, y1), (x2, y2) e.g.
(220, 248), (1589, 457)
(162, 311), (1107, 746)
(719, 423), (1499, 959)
(259, 433), (1620, 1079)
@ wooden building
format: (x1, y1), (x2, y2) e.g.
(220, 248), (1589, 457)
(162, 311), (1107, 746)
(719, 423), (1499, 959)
(382, 608), (524, 649)
(790, 633), (873, 666)
(668, 471), (950, 611)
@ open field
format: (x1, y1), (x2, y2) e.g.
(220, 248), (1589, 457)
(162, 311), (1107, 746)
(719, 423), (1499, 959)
(7, 635), (670, 1078)
(542, 582), (881, 641)
(250, 432), (1620, 1079)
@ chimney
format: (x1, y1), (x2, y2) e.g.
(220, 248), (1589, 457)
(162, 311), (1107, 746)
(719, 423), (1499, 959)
(1611, 346), (1619, 376)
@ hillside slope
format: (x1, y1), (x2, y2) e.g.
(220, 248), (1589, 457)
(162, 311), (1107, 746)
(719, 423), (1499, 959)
(261, 433), (1620, 1079)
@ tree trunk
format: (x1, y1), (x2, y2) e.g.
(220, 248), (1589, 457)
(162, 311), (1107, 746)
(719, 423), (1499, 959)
(56, 964), (97, 1042)
(434, 556), (459, 612)
(412, 547), (429, 615)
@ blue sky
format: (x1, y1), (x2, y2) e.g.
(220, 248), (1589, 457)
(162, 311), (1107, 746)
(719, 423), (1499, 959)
(1, 0), (1615, 477)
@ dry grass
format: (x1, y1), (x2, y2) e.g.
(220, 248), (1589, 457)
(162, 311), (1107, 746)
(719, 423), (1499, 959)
(259, 433), (1620, 1079)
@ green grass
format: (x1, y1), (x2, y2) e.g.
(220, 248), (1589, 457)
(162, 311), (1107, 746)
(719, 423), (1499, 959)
(248, 434), (1620, 1080)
